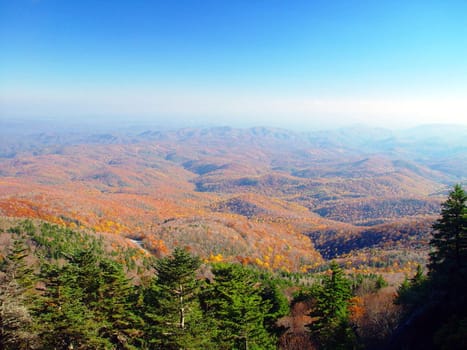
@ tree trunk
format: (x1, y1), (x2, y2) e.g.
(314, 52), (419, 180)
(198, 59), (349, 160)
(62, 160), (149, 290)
(179, 284), (185, 329)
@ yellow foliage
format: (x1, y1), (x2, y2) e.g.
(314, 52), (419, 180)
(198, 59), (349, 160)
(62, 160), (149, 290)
(208, 253), (224, 263)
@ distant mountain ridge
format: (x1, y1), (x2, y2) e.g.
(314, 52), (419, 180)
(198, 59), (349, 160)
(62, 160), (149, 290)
(0, 123), (465, 271)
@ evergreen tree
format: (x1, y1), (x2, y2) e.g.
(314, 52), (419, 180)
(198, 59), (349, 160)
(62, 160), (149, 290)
(0, 233), (38, 349)
(259, 278), (289, 340)
(3, 230), (35, 292)
(93, 258), (143, 349)
(308, 261), (358, 350)
(34, 247), (139, 349)
(395, 265), (428, 309)
(428, 184), (467, 349)
(392, 185), (467, 349)
(35, 261), (108, 350)
(202, 263), (275, 350)
(144, 248), (212, 349)
(429, 184), (467, 283)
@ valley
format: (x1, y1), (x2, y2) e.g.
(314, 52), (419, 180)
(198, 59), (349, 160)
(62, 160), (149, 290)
(1, 123), (466, 272)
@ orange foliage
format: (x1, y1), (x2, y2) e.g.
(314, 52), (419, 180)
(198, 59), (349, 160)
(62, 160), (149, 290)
(0, 127), (445, 272)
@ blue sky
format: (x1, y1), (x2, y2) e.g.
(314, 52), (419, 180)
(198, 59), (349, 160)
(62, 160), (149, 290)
(1, 0), (466, 129)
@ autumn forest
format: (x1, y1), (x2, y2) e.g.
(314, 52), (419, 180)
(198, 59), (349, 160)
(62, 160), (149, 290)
(1, 124), (466, 349)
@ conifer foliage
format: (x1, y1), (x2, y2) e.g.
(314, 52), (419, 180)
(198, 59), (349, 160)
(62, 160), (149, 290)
(143, 248), (212, 349)
(394, 185), (467, 349)
(0, 230), (38, 349)
(429, 184), (467, 282)
(307, 261), (358, 350)
(202, 263), (276, 350)
(1, 221), (295, 349)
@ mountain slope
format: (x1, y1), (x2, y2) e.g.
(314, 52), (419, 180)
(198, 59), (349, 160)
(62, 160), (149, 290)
(0, 124), (464, 271)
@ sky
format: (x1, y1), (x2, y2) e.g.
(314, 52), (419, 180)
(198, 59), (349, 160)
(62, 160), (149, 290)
(1, 0), (466, 129)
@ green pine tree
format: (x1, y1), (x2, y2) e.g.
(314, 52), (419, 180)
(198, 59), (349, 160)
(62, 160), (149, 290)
(259, 277), (289, 340)
(308, 261), (358, 350)
(3, 230), (35, 292)
(429, 184), (467, 349)
(202, 263), (275, 350)
(143, 248), (212, 349)
(393, 185), (467, 349)
(65, 248), (142, 349)
(0, 232), (39, 349)
(94, 258), (143, 349)
(35, 262), (108, 350)
(395, 265), (428, 311)
(429, 184), (467, 283)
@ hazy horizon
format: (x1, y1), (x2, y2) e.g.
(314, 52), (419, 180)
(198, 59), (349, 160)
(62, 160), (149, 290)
(1, 1), (467, 129)
(2, 115), (467, 136)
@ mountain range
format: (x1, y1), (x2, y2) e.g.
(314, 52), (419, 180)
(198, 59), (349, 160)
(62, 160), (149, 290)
(1, 122), (465, 272)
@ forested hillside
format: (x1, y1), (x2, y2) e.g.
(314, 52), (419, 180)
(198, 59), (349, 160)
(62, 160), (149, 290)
(1, 184), (466, 349)
(2, 0), (466, 347)
(1, 124), (465, 272)
(0, 219), (395, 349)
